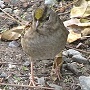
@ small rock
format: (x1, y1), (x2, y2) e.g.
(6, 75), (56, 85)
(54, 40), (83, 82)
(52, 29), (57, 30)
(42, 59), (50, 64)
(27, 8), (33, 12)
(0, 12), (4, 16)
(37, 77), (45, 86)
(45, 0), (57, 5)
(8, 64), (16, 69)
(3, 0), (10, 3)
(10, 0), (20, 5)
(49, 83), (63, 90)
(20, 0), (27, 2)
(62, 56), (71, 63)
(3, 8), (12, 13)
(0, 72), (7, 78)
(79, 76), (90, 90)
(23, 12), (32, 21)
(67, 49), (81, 57)
(9, 41), (20, 47)
(65, 62), (82, 75)
(0, 0), (5, 8)
(62, 51), (68, 57)
(13, 9), (21, 16)
(72, 55), (88, 64)
(23, 61), (30, 67)
(22, 2), (29, 8)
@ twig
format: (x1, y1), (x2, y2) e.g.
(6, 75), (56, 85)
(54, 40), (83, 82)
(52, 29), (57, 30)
(0, 8), (23, 25)
(58, 11), (70, 16)
(0, 62), (21, 65)
(0, 83), (54, 90)
(81, 36), (90, 38)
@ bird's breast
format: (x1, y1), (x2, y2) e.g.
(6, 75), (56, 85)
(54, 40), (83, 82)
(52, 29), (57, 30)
(21, 27), (68, 60)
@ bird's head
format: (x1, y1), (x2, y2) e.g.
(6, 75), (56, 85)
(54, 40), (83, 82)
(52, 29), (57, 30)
(32, 5), (47, 29)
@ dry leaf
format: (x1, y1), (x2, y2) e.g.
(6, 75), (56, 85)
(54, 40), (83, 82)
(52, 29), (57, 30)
(80, 18), (90, 23)
(81, 27), (90, 36)
(70, 0), (90, 18)
(1, 26), (25, 41)
(11, 25), (25, 34)
(77, 22), (90, 26)
(51, 51), (63, 81)
(64, 18), (80, 27)
(74, 0), (87, 7)
(67, 30), (81, 43)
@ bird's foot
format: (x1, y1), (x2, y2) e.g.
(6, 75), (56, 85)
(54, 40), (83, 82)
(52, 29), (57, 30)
(55, 67), (62, 81)
(29, 76), (37, 86)
(29, 80), (36, 86)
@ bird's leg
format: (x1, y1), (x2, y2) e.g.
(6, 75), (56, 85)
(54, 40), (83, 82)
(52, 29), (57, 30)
(29, 58), (36, 86)
(55, 65), (62, 81)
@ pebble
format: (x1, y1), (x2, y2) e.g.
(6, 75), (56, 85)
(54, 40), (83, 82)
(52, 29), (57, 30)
(3, 8), (12, 13)
(49, 83), (63, 90)
(45, 0), (57, 5)
(65, 62), (82, 75)
(10, 0), (20, 5)
(9, 41), (20, 47)
(37, 77), (45, 86)
(27, 8), (33, 12)
(23, 12), (32, 21)
(62, 56), (71, 63)
(63, 49), (81, 57)
(23, 61), (30, 67)
(0, 12), (4, 16)
(72, 55), (88, 64)
(0, 0), (5, 8)
(20, 0), (27, 2)
(13, 9), (21, 16)
(22, 2), (29, 8)
(0, 72), (7, 78)
(3, 0), (10, 3)
(62, 50), (68, 56)
(8, 63), (16, 69)
(79, 76), (90, 90)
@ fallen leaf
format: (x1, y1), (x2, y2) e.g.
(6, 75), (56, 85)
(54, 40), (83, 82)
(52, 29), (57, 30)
(70, 0), (90, 18)
(80, 18), (90, 23)
(74, 0), (87, 7)
(67, 30), (81, 43)
(1, 25), (25, 41)
(81, 27), (90, 36)
(64, 18), (80, 27)
(77, 22), (90, 26)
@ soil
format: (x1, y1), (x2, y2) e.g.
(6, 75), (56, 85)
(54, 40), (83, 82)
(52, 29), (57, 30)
(0, 0), (90, 90)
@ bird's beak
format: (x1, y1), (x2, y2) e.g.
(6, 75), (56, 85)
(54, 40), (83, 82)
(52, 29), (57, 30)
(36, 20), (39, 28)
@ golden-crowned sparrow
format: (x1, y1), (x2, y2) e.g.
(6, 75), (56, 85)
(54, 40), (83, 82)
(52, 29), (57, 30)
(21, 5), (69, 86)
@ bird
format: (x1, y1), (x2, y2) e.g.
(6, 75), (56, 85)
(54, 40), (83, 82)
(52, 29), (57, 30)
(21, 5), (69, 86)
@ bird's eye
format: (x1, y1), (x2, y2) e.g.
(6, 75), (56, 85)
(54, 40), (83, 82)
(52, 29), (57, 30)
(45, 16), (49, 20)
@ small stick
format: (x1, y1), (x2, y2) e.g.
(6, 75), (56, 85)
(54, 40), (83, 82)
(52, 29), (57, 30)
(0, 83), (54, 90)
(81, 36), (90, 38)
(0, 62), (21, 65)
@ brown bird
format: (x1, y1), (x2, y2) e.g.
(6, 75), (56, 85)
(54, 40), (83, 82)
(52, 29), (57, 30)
(21, 5), (69, 86)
